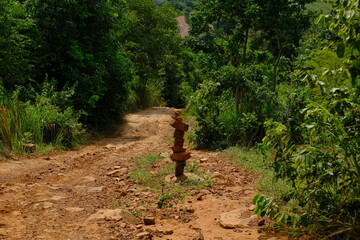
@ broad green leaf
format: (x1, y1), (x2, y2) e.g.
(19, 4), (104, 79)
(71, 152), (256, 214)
(315, 15), (326, 28)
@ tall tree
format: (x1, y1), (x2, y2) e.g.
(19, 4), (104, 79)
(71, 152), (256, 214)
(123, 0), (185, 107)
(0, 0), (33, 90)
(190, 0), (259, 112)
(255, 0), (315, 91)
(30, 0), (134, 129)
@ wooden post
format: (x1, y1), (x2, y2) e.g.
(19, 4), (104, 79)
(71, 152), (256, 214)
(170, 112), (190, 180)
(175, 161), (186, 178)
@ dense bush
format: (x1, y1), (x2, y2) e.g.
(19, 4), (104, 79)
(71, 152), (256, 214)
(253, 1), (360, 239)
(186, 0), (315, 149)
(29, 0), (134, 129)
(0, 83), (84, 153)
(254, 87), (359, 239)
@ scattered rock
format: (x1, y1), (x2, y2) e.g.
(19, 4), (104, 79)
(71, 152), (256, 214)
(138, 206), (146, 212)
(107, 168), (128, 177)
(193, 230), (204, 240)
(43, 157), (51, 160)
(200, 189), (211, 195)
(248, 205), (256, 211)
(212, 172), (224, 179)
(86, 209), (137, 224)
(11, 211), (21, 216)
(165, 175), (177, 183)
(244, 190), (255, 195)
(258, 218), (266, 226)
(136, 231), (151, 239)
(164, 229), (174, 235)
(186, 173), (205, 182)
(88, 186), (106, 192)
(23, 143), (36, 153)
(42, 202), (53, 209)
(197, 194), (204, 201)
(144, 216), (156, 225)
(219, 209), (257, 229)
(33, 202), (54, 210)
(81, 176), (96, 183)
(120, 223), (127, 228)
(107, 170), (121, 176)
(186, 208), (195, 214)
(48, 185), (62, 191)
(65, 207), (84, 213)
(105, 144), (116, 149)
(49, 196), (66, 202)
(119, 191), (127, 196)
(199, 158), (208, 163)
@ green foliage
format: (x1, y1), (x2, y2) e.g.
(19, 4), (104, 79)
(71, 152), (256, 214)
(257, 87), (360, 238)
(186, 0), (316, 149)
(130, 153), (214, 207)
(316, 0), (360, 88)
(0, 0), (33, 89)
(29, 0), (133, 129)
(157, 194), (174, 208)
(306, 1), (332, 14)
(130, 153), (162, 187)
(226, 147), (290, 197)
(133, 153), (162, 169)
(250, 2), (360, 239)
(187, 58), (281, 149)
(123, 0), (186, 108)
(0, 83), (84, 153)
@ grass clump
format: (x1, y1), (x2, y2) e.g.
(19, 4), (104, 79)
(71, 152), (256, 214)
(130, 153), (162, 188)
(226, 147), (289, 198)
(130, 153), (215, 206)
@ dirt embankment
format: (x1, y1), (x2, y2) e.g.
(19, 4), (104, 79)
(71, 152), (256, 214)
(0, 107), (284, 240)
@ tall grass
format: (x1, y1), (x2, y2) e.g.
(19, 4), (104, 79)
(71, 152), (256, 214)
(0, 85), (85, 154)
(226, 147), (290, 198)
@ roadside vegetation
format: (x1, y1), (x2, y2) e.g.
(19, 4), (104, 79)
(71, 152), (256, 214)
(1, 0), (358, 239)
(129, 153), (214, 209)
(225, 147), (290, 199)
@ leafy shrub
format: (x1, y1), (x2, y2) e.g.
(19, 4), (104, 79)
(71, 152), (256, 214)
(0, 83), (84, 153)
(188, 65), (278, 149)
(255, 87), (360, 239)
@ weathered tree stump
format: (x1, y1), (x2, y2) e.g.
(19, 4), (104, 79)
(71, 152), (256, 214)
(170, 112), (190, 180)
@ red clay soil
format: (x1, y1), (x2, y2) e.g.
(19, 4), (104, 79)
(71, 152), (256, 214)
(0, 107), (287, 240)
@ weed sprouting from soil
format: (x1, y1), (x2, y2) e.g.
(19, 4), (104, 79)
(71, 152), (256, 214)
(130, 153), (214, 207)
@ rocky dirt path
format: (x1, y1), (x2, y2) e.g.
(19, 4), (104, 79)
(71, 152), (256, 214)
(176, 16), (189, 37)
(0, 107), (284, 240)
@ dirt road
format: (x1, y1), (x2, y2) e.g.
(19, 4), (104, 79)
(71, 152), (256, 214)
(176, 16), (189, 37)
(0, 107), (282, 240)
